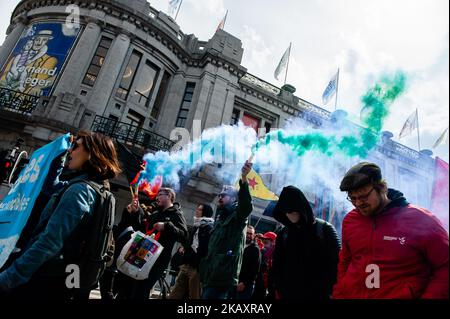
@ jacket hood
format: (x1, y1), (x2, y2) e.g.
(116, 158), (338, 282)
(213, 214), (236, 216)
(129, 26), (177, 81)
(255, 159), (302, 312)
(385, 188), (409, 209)
(160, 204), (181, 214)
(272, 185), (315, 227)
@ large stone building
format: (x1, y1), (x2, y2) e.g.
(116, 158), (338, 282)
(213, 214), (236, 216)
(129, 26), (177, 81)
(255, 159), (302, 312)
(0, 0), (439, 232)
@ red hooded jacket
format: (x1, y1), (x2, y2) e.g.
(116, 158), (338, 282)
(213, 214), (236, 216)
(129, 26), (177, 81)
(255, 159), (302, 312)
(333, 189), (449, 299)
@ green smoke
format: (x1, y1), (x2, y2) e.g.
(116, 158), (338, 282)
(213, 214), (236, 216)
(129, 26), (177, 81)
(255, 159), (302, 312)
(360, 71), (407, 150)
(254, 71), (407, 159)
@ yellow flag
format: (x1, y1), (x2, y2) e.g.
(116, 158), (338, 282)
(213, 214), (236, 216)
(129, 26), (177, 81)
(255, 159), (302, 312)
(236, 169), (279, 201)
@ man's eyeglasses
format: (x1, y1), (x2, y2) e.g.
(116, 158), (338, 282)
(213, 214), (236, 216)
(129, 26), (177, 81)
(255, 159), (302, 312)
(157, 193), (169, 197)
(347, 187), (375, 203)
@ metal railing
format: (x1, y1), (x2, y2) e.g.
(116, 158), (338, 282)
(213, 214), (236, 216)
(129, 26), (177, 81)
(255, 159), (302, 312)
(0, 87), (40, 115)
(91, 115), (174, 152)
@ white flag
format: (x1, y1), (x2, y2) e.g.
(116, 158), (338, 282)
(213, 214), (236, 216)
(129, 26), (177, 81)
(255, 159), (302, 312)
(399, 110), (418, 138)
(168, 0), (182, 17)
(322, 71), (339, 105)
(274, 44), (291, 81)
(216, 10), (228, 32)
(432, 127), (449, 148)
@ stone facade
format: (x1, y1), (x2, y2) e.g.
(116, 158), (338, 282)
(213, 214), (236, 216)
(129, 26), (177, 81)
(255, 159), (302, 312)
(0, 0), (436, 231)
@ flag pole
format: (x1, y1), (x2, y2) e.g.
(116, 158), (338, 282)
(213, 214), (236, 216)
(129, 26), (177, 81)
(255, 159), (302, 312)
(334, 68), (340, 111)
(253, 215), (263, 228)
(284, 42), (292, 86)
(174, 0), (183, 21)
(416, 108), (421, 151)
(223, 10), (228, 29)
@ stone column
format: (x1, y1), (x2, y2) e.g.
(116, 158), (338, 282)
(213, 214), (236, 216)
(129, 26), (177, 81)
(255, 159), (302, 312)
(52, 21), (102, 96)
(155, 73), (186, 137)
(86, 32), (131, 116)
(0, 14), (27, 70)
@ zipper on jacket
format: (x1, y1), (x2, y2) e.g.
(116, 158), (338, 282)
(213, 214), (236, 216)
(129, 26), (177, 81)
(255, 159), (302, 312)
(365, 217), (377, 299)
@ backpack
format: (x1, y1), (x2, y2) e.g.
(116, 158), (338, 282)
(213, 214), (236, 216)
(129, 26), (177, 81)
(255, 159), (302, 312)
(47, 179), (116, 290)
(75, 180), (116, 288)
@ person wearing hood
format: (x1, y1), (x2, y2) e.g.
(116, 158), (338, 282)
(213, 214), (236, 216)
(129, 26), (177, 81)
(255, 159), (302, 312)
(200, 161), (253, 299)
(115, 187), (188, 299)
(169, 204), (215, 299)
(271, 185), (341, 300)
(333, 162), (449, 299)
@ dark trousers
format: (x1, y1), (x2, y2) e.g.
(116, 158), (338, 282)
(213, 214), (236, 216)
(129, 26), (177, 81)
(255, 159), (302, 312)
(99, 268), (117, 300)
(236, 283), (255, 299)
(6, 275), (91, 300)
(115, 262), (166, 300)
(202, 286), (235, 299)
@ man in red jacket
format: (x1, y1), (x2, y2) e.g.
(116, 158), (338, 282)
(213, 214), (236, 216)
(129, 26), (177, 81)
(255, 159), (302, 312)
(333, 162), (449, 299)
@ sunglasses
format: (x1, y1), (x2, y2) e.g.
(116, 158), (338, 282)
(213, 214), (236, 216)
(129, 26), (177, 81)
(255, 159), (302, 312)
(70, 142), (80, 151)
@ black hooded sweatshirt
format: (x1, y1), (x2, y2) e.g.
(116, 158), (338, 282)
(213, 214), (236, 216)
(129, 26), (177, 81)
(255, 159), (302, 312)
(271, 186), (341, 300)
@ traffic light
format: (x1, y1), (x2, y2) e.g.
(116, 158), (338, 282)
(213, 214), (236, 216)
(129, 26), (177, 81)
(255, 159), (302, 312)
(0, 138), (27, 184)
(0, 157), (13, 183)
(9, 156), (29, 184)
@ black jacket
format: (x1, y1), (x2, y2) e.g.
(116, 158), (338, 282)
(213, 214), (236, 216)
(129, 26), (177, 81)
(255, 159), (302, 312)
(117, 204), (188, 273)
(170, 250), (184, 274)
(182, 221), (214, 269)
(272, 186), (341, 299)
(238, 241), (261, 286)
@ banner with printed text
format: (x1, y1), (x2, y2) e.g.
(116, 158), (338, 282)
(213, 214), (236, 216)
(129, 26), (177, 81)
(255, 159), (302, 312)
(0, 133), (71, 268)
(0, 22), (81, 96)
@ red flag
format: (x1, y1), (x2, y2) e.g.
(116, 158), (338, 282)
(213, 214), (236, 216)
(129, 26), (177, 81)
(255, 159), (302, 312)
(139, 175), (163, 200)
(431, 157), (449, 230)
(130, 161), (146, 185)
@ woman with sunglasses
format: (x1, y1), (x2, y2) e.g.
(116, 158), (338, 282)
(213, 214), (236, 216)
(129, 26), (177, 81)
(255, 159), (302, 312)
(0, 131), (121, 299)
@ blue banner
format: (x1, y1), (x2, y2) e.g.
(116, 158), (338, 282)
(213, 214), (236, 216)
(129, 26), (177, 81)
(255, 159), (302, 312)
(0, 133), (71, 268)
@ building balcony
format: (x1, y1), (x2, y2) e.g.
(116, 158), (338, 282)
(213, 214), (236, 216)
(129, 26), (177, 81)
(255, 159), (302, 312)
(0, 87), (40, 115)
(90, 115), (174, 154)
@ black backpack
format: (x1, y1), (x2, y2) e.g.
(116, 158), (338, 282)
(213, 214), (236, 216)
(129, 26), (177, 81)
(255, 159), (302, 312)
(46, 179), (116, 290)
(75, 180), (116, 289)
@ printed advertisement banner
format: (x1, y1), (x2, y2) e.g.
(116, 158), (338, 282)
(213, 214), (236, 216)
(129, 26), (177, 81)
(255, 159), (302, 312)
(0, 22), (81, 96)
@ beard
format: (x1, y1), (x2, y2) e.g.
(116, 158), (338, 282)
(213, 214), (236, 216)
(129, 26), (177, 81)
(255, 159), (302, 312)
(359, 192), (386, 217)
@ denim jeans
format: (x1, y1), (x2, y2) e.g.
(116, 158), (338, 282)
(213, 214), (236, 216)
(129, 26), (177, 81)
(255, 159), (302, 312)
(202, 286), (234, 299)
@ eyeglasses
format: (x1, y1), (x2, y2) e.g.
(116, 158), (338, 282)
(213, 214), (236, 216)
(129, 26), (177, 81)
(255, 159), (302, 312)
(218, 193), (230, 198)
(70, 142), (80, 151)
(157, 193), (169, 197)
(347, 187), (375, 203)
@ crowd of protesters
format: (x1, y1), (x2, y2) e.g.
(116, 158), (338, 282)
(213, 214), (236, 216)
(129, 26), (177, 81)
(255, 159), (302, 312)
(0, 130), (448, 300)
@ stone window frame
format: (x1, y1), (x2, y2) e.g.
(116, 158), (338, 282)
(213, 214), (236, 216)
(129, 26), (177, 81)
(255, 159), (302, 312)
(175, 82), (196, 128)
(81, 36), (113, 87)
(115, 50), (143, 101)
(132, 59), (160, 108)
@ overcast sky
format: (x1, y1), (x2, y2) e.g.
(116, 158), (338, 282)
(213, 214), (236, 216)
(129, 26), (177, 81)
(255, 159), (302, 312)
(1, 0), (448, 161)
